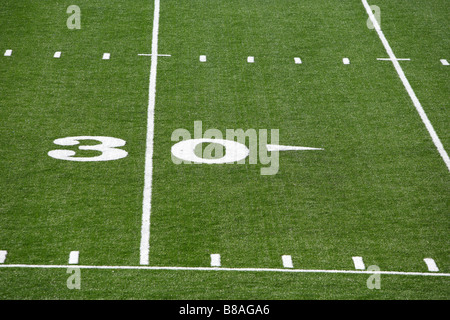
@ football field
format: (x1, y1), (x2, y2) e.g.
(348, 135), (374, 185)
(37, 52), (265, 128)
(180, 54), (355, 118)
(0, 0), (449, 299)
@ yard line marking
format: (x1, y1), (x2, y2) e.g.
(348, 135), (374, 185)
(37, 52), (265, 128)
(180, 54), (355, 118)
(294, 57), (302, 64)
(363, 0), (450, 172)
(282, 255), (293, 268)
(68, 251), (79, 264)
(343, 58), (350, 65)
(4, 49), (12, 56)
(1, 264), (450, 277)
(377, 58), (410, 61)
(199, 55), (207, 62)
(352, 256), (365, 270)
(102, 53), (110, 60)
(423, 258), (439, 272)
(140, 0), (160, 265)
(0, 251), (7, 263)
(54, 51), (62, 58)
(440, 59), (449, 66)
(210, 254), (221, 267)
(247, 56), (254, 63)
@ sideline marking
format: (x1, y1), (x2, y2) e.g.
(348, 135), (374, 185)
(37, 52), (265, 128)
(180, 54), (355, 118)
(4, 49), (12, 56)
(352, 256), (365, 270)
(343, 58), (350, 65)
(363, 0), (450, 172)
(0, 251), (7, 263)
(102, 53), (110, 60)
(140, 0), (160, 265)
(294, 57), (302, 64)
(423, 258), (439, 272)
(282, 255), (293, 268)
(210, 254), (221, 267)
(1, 263), (449, 277)
(54, 51), (62, 58)
(200, 55), (207, 62)
(247, 56), (254, 63)
(68, 251), (79, 264)
(440, 59), (449, 66)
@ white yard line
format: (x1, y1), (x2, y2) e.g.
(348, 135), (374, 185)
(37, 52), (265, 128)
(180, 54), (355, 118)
(440, 59), (449, 66)
(54, 51), (62, 58)
(102, 53), (110, 60)
(4, 49), (12, 57)
(363, 0), (450, 172)
(0, 263), (449, 277)
(140, 0), (160, 265)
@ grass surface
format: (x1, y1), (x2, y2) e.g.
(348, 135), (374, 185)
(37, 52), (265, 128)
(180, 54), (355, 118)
(0, 0), (448, 299)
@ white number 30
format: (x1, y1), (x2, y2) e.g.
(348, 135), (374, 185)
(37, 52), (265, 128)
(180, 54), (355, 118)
(48, 136), (128, 162)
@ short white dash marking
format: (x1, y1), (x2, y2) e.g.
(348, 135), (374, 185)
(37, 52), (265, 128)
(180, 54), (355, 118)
(0, 251), (7, 263)
(424, 258), (439, 272)
(352, 256), (365, 270)
(294, 57), (302, 64)
(102, 53), (110, 60)
(440, 59), (449, 66)
(282, 255), (293, 268)
(247, 56), (254, 63)
(4, 49), (12, 57)
(343, 58), (350, 65)
(69, 251), (79, 264)
(199, 55), (207, 62)
(54, 51), (61, 58)
(210, 254), (221, 267)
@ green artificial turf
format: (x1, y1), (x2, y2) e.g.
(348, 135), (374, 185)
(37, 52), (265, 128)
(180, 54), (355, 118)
(0, 0), (448, 299)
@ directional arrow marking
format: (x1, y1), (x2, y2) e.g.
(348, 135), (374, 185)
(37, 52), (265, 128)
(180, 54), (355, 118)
(266, 144), (324, 152)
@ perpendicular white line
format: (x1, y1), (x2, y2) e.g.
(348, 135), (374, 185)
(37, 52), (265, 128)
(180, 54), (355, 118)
(54, 51), (61, 58)
(0, 264), (449, 277)
(102, 53), (110, 60)
(68, 251), (79, 264)
(247, 56), (254, 63)
(140, 0), (160, 265)
(440, 59), (449, 66)
(210, 254), (221, 267)
(352, 256), (365, 270)
(294, 57), (302, 64)
(282, 255), (293, 268)
(362, 0), (450, 172)
(138, 53), (171, 57)
(0, 251), (7, 263)
(423, 258), (439, 272)
(4, 49), (12, 57)
(377, 58), (410, 61)
(343, 58), (350, 65)
(199, 55), (207, 62)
